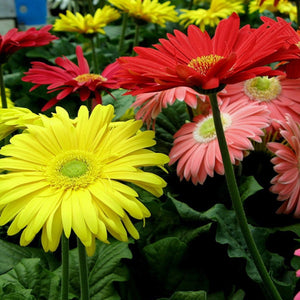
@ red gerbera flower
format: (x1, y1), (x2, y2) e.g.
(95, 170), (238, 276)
(0, 25), (58, 63)
(116, 13), (300, 95)
(22, 45), (120, 111)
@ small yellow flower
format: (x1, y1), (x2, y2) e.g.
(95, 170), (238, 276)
(179, 0), (245, 31)
(0, 105), (169, 255)
(53, 6), (121, 35)
(108, 0), (178, 27)
(249, 0), (296, 22)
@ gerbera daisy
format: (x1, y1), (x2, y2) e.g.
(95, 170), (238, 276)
(179, 0), (245, 31)
(22, 45), (120, 111)
(0, 25), (58, 63)
(250, 0), (297, 22)
(218, 75), (300, 132)
(53, 6), (121, 35)
(267, 114), (300, 217)
(133, 86), (207, 128)
(0, 104), (169, 255)
(117, 13), (300, 95)
(0, 107), (42, 140)
(108, 0), (178, 27)
(169, 100), (270, 184)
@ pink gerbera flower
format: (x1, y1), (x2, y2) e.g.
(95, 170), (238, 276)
(22, 45), (120, 111)
(0, 25), (58, 63)
(133, 86), (208, 128)
(218, 75), (300, 132)
(169, 100), (270, 184)
(267, 114), (300, 217)
(116, 13), (300, 95)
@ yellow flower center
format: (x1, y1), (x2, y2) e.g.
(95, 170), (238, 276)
(45, 150), (102, 190)
(193, 113), (232, 143)
(188, 54), (224, 75)
(74, 73), (107, 83)
(244, 76), (281, 102)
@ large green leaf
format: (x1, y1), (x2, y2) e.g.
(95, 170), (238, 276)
(143, 237), (187, 292)
(0, 239), (59, 274)
(159, 290), (207, 300)
(0, 258), (60, 300)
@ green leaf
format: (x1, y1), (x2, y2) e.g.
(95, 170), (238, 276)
(159, 290), (207, 300)
(143, 237), (187, 291)
(167, 192), (208, 222)
(238, 176), (263, 202)
(0, 239), (59, 274)
(102, 89), (135, 121)
(0, 258), (60, 300)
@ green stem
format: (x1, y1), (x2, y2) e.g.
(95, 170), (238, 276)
(208, 93), (282, 300)
(118, 13), (128, 54)
(0, 64), (7, 109)
(87, 0), (95, 14)
(132, 23), (140, 56)
(77, 238), (90, 300)
(61, 233), (69, 300)
(295, 0), (300, 28)
(90, 35), (99, 72)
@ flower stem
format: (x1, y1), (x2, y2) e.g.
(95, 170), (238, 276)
(90, 36), (99, 72)
(0, 64), (8, 109)
(132, 23), (140, 56)
(61, 233), (69, 300)
(208, 92), (282, 300)
(118, 13), (128, 54)
(295, 0), (300, 28)
(87, 0), (95, 14)
(77, 238), (90, 300)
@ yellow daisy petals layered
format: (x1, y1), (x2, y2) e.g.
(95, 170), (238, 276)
(53, 6), (121, 35)
(0, 107), (42, 141)
(108, 0), (178, 27)
(0, 104), (169, 255)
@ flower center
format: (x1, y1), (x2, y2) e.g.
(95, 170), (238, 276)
(244, 76), (281, 102)
(74, 73), (107, 83)
(193, 113), (232, 143)
(60, 160), (88, 178)
(45, 150), (102, 190)
(188, 54), (224, 75)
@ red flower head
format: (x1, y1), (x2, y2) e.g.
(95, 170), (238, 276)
(22, 45), (120, 111)
(0, 25), (58, 63)
(116, 13), (300, 95)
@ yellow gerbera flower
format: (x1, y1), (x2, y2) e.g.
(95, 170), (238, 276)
(0, 104), (169, 255)
(249, 0), (296, 22)
(0, 107), (42, 140)
(179, 0), (245, 31)
(108, 0), (178, 27)
(53, 5), (121, 35)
